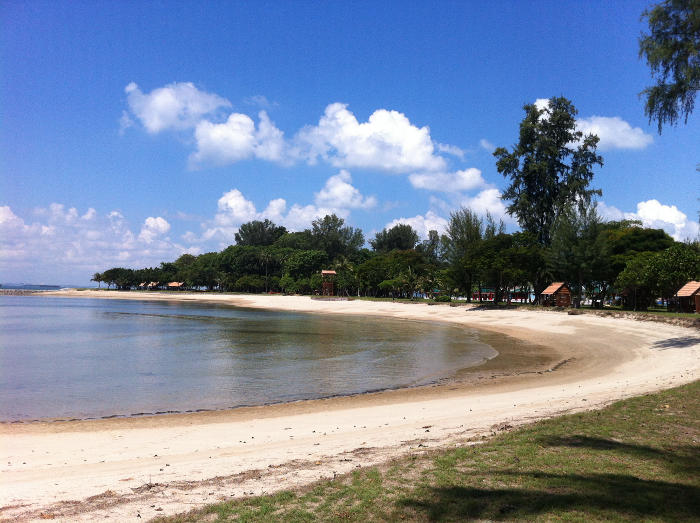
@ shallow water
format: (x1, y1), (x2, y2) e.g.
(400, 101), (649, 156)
(0, 295), (497, 421)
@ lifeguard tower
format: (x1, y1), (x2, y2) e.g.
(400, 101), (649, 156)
(321, 270), (336, 296)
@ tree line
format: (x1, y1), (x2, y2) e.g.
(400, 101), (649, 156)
(92, 210), (697, 310)
(94, 93), (698, 309)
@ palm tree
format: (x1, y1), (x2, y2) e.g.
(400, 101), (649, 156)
(91, 272), (102, 288)
(257, 249), (277, 293)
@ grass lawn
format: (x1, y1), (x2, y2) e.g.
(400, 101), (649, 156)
(160, 380), (699, 522)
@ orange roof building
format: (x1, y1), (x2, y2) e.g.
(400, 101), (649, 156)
(675, 281), (700, 313)
(541, 282), (572, 307)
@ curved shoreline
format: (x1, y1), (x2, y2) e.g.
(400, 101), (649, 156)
(1, 290), (698, 521)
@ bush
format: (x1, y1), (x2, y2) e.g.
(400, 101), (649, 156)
(434, 294), (451, 302)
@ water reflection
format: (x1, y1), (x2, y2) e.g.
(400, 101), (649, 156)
(0, 296), (496, 421)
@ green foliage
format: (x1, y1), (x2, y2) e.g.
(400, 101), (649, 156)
(474, 232), (542, 303)
(309, 273), (323, 292)
(443, 207), (484, 298)
(310, 214), (364, 261)
(602, 222), (674, 278)
(370, 223), (419, 252)
(615, 252), (656, 310)
(234, 219), (287, 246)
(415, 229), (444, 264)
(279, 274), (295, 294)
(274, 230), (314, 250)
(549, 204), (609, 305)
(645, 241), (700, 298)
(494, 96), (603, 246)
(283, 250), (328, 279)
(639, 0), (700, 132)
(234, 274), (265, 293)
(433, 294), (451, 302)
(615, 242), (700, 309)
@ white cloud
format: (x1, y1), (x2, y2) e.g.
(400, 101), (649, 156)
(214, 189), (259, 226)
(479, 139), (495, 153)
(597, 199), (699, 241)
(244, 95), (277, 109)
(125, 82), (231, 134)
(437, 143), (465, 159)
(191, 113), (256, 165)
(314, 170), (377, 209)
(0, 205), (25, 229)
(190, 110), (289, 167)
(123, 83), (463, 173)
(138, 216), (171, 243)
(0, 205), (195, 284)
(532, 98), (652, 150)
(195, 171), (376, 245)
(296, 103), (446, 172)
(385, 211), (449, 239)
(576, 116), (653, 150)
(409, 168), (486, 193)
(460, 188), (510, 222)
(534, 98), (550, 112)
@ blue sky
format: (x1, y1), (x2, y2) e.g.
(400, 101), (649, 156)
(1, 0), (698, 285)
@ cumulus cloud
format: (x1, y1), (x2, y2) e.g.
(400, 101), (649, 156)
(460, 188), (510, 221)
(576, 116), (653, 150)
(0, 205), (195, 284)
(124, 82), (231, 133)
(385, 211), (449, 239)
(532, 98), (652, 151)
(597, 199), (699, 241)
(194, 171), (376, 245)
(123, 83), (464, 173)
(534, 98), (550, 112)
(297, 103), (446, 172)
(315, 170), (377, 210)
(189, 110), (289, 166)
(409, 168), (486, 193)
(138, 216), (171, 243)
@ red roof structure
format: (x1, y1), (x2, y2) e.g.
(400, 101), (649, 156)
(541, 282), (567, 295)
(676, 281), (700, 297)
(675, 280), (700, 313)
(540, 282), (572, 307)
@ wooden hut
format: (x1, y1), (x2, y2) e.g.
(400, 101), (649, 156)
(675, 281), (700, 313)
(541, 282), (571, 307)
(167, 281), (185, 291)
(321, 270), (336, 296)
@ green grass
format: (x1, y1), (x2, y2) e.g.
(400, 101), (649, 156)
(160, 381), (700, 522)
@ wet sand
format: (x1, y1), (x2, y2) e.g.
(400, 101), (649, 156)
(1, 290), (698, 521)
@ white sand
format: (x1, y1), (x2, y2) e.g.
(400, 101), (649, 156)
(1, 291), (698, 521)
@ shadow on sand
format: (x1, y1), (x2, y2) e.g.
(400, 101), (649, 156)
(651, 336), (700, 350)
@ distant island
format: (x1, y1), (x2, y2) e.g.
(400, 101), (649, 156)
(0, 283), (62, 291)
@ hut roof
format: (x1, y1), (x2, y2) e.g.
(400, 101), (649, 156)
(321, 270), (337, 275)
(167, 281), (184, 288)
(541, 282), (567, 295)
(676, 281), (700, 297)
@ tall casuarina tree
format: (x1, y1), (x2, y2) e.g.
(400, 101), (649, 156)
(494, 96), (604, 247)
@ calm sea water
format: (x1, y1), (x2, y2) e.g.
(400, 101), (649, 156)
(0, 295), (497, 421)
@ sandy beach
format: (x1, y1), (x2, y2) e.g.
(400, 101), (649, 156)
(1, 290), (698, 522)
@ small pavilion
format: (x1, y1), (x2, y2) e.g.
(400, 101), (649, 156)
(675, 281), (700, 313)
(541, 282), (572, 307)
(321, 270), (336, 296)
